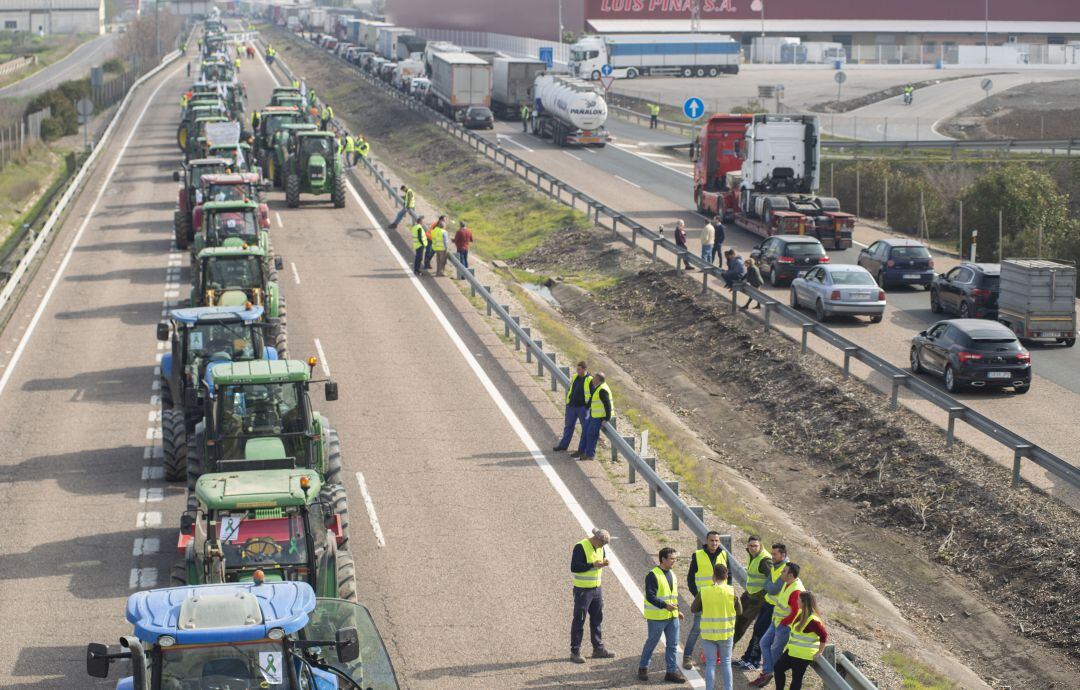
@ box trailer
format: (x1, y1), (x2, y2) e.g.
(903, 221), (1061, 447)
(427, 52), (492, 121)
(491, 56), (546, 119)
(569, 33), (740, 80)
(378, 26), (413, 60)
(998, 258), (1076, 345)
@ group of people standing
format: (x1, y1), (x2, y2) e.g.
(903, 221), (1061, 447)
(389, 186), (474, 277)
(553, 361), (613, 461)
(570, 530), (828, 689)
(672, 217), (765, 309)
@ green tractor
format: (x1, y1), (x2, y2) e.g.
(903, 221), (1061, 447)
(192, 199), (272, 260)
(267, 123), (318, 188)
(253, 105), (307, 180)
(270, 86), (303, 106)
(173, 157), (232, 250)
(284, 131), (347, 209)
(174, 468), (354, 602)
(183, 360), (344, 522)
(205, 141), (259, 174)
(186, 114), (229, 162)
(177, 101), (222, 152)
(190, 245), (286, 343)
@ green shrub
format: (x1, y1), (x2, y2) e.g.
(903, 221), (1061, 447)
(102, 57), (124, 74)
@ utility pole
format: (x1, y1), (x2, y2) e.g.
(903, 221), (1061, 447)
(984, 0), (989, 65)
(155, 0), (161, 58)
(690, 0), (700, 33)
(557, 0), (563, 42)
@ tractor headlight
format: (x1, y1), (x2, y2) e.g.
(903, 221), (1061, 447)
(268, 627), (285, 641)
(158, 635), (177, 647)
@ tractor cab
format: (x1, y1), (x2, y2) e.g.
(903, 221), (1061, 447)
(188, 115), (230, 161)
(256, 106), (305, 151)
(177, 469), (351, 600)
(194, 200), (271, 256)
(266, 123), (318, 187)
(177, 102), (222, 151)
(192, 246), (283, 313)
(201, 171), (267, 205)
(86, 581), (399, 690)
(206, 142), (256, 173)
(271, 86), (303, 106)
(284, 132), (346, 209)
(174, 157), (231, 247)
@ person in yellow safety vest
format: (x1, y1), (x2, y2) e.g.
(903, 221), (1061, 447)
(355, 136), (369, 166)
(389, 185), (414, 229)
(738, 542), (787, 672)
(520, 103), (531, 133)
(578, 372), (612, 461)
(423, 215), (446, 272)
(343, 134), (356, 167)
(292, 79), (300, 89)
(555, 361), (591, 453)
(732, 535), (774, 671)
(691, 562), (743, 690)
(234, 57), (241, 72)
(320, 104), (333, 131)
(251, 110), (261, 133)
(683, 530), (731, 670)
(648, 102), (661, 129)
(410, 215), (428, 276)
(429, 215), (451, 276)
(774, 591), (827, 690)
(638, 547), (686, 683)
(749, 562), (804, 688)
(569, 527), (615, 664)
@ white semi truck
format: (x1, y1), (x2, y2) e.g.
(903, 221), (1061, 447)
(569, 33), (740, 80)
(530, 74), (608, 147)
(427, 52), (492, 121)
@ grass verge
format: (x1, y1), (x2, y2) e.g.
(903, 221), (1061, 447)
(0, 145), (64, 251)
(882, 651), (958, 690)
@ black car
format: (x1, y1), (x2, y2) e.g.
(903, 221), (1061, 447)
(910, 319), (1031, 394)
(463, 106), (494, 130)
(930, 262), (1000, 319)
(751, 235), (829, 287)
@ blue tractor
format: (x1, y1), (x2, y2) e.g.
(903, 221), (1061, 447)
(86, 580), (398, 689)
(158, 305), (284, 482)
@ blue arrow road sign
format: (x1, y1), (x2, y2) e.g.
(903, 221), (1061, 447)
(683, 97), (705, 120)
(601, 64), (613, 76)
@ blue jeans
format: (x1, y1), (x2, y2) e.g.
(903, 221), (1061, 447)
(740, 602), (773, 665)
(638, 617), (680, 673)
(684, 612), (701, 657)
(702, 638), (733, 690)
(580, 416), (604, 457)
(457, 250), (468, 269)
(760, 623), (790, 674)
(557, 405), (587, 449)
(390, 207), (410, 228)
(701, 245), (714, 264)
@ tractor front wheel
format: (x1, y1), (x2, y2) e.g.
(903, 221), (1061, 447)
(320, 482), (350, 551)
(185, 429), (203, 511)
(331, 172), (346, 208)
(162, 409), (187, 482)
(173, 211), (189, 250)
(285, 174), (301, 208)
(335, 550), (357, 602)
(160, 376), (173, 410)
(170, 561), (188, 586)
(274, 328), (289, 358)
(323, 428), (342, 486)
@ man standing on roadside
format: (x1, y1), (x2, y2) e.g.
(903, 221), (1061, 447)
(691, 563), (742, 690)
(648, 102), (661, 129)
(425, 215), (447, 271)
(431, 216), (450, 277)
(410, 215), (428, 276)
(749, 562), (804, 688)
(389, 185), (415, 229)
(732, 536), (772, 670)
(452, 220), (473, 273)
(711, 216), (725, 266)
(737, 543), (788, 672)
(521, 103), (531, 132)
(638, 547), (686, 684)
(576, 373), (612, 461)
(555, 361), (591, 453)
(683, 531), (730, 671)
(570, 528), (616, 664)
(701, 219), (716, 265)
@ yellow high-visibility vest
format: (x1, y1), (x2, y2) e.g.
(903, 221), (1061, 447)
(771, 578), (805, 626)
(566, 373), (592, 405)
(693, 548), (728, 591)
(430, 225), (447, 251)
(410, 223), (428, 249)
(699, 583), (736, 641)
(643, 567), (678, 620)
(745, 550), (768, 595)
(573, 538), (604, 589)
(763, 562), (787, 606)
(785, 613), (823, 660)
(589, 383), (612, 418)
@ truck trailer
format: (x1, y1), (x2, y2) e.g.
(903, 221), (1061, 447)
(427, 52), (492, 121)
(491, 56), (546, 119)
(377, 26), (413, 60)
(998, 258), (1076, 346)
(530, 74), (608, 147)
(569, 33), (740, 80)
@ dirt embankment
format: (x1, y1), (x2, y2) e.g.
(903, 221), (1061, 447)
(940, 79), (1080, 139)
(516, 228), (1079, 689)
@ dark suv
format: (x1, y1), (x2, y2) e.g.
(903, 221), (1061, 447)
(910, 319), (1031, 394)
(930, 262), (1000, 319)
(857, 238), (934, 289)
(750, 235), (829, 287)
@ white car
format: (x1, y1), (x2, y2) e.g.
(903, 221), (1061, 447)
(790, 264), (886, 323)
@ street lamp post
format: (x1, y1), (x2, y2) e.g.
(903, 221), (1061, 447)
(984, 0), (989, 65)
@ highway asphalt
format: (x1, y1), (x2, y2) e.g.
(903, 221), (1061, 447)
(0, 42), (718, 688)
(0, 33), (118, 99)
(479, 115), (1080, 503)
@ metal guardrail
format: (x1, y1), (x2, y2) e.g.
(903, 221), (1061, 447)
(608, 104), (1080, 156)
(331, 48), (1078, 495)
(266, 35), (876, 689)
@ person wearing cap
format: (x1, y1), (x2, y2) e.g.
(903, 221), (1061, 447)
(570, 528), (616, 664)
(555, 361), (591, 453)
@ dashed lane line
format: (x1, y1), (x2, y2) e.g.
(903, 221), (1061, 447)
(313, 338), (330, 376)
(615, 175), (642, 189)
(354, 472), (386, 547)
(291, 261), (301, 285)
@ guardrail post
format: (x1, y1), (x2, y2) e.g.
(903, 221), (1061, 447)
(843, 346), (859, 379)
(820, 644), (837, 669)
(667, 482), (680, 529)
(690, 506), (704, 525)
(500, 308), (511, 337)
(512, 316), (521, 348)
(646, 457), (657, 506)
(946, 407), (963, 447)
(550, 354), (559, 391)
(631, 225), (638, 245)
(1012, 445), (1033, 488)
(629, 459), (637, 484)
(702, 269), (709, 293)
(890, 374), (909, 410)
(523, 329), (533, 361)
(801, 323), (813, 353)
(613, 435), (634, 464)
(762, 301), (774, 330)
(676, 254), (683, 274)
(730, 284), (740, 313)
(484, 288), (493, 315)
(468, 268), (476, 294)
(652, 238), (660, 260)
(533, 340), (543, 372)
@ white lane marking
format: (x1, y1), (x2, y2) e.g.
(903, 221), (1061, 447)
(344, 176), (705, 687)
(144, 445), (163, 460)
(562, 151), (582, 161)
(290, 261), (301, 284)
(142, 466), (164, 480)
(129, 567), (158, 589)
(136, 511), (162, 528)
(139, 488), (164, 503)
(133, 537), (160, 556)
(611, 143), (693, 178)
(615, 175), (642, 189)
(313, 338), (330, 376)
(275, 211), (283, 226)
(500, 135), (535, 152)
(146, 427), (161, 441)
(354, 471), (386, 547)
(631, 151), (670, 158)
(0, 62), (186, 401)
(582, 147), (598, 154)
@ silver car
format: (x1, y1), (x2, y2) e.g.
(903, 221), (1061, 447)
(790, 264), (886, 323)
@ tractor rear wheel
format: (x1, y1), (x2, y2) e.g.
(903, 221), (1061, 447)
(335, 550), (357, 601)
(274, 328), (289, 358)
(323, 428), (342, 486)
(331, 172), (346, 208)
(185, 429), (204, 511)
(170, 561), (188, 586)
(162, 409), (187, 482)
(285, 174), (301, 208)
(173, 211), (189, 250)
(320, 482), (350, 551)
(160, 377), (173, 410)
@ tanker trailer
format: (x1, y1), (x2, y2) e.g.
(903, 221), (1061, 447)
(530, 74), (609, 147)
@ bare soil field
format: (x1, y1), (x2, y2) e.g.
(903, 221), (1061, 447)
(941, 79), (1080, 139)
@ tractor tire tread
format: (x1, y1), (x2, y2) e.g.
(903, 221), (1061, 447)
(335, 551), (357, 602)
(162, 409), (187, 482)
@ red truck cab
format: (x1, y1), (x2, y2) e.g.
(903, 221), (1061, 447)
(693, 114), (752, 221)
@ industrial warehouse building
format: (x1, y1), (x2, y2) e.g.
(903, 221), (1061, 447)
(0, 0), (104, 34)
(385, 0), (1080, 64)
